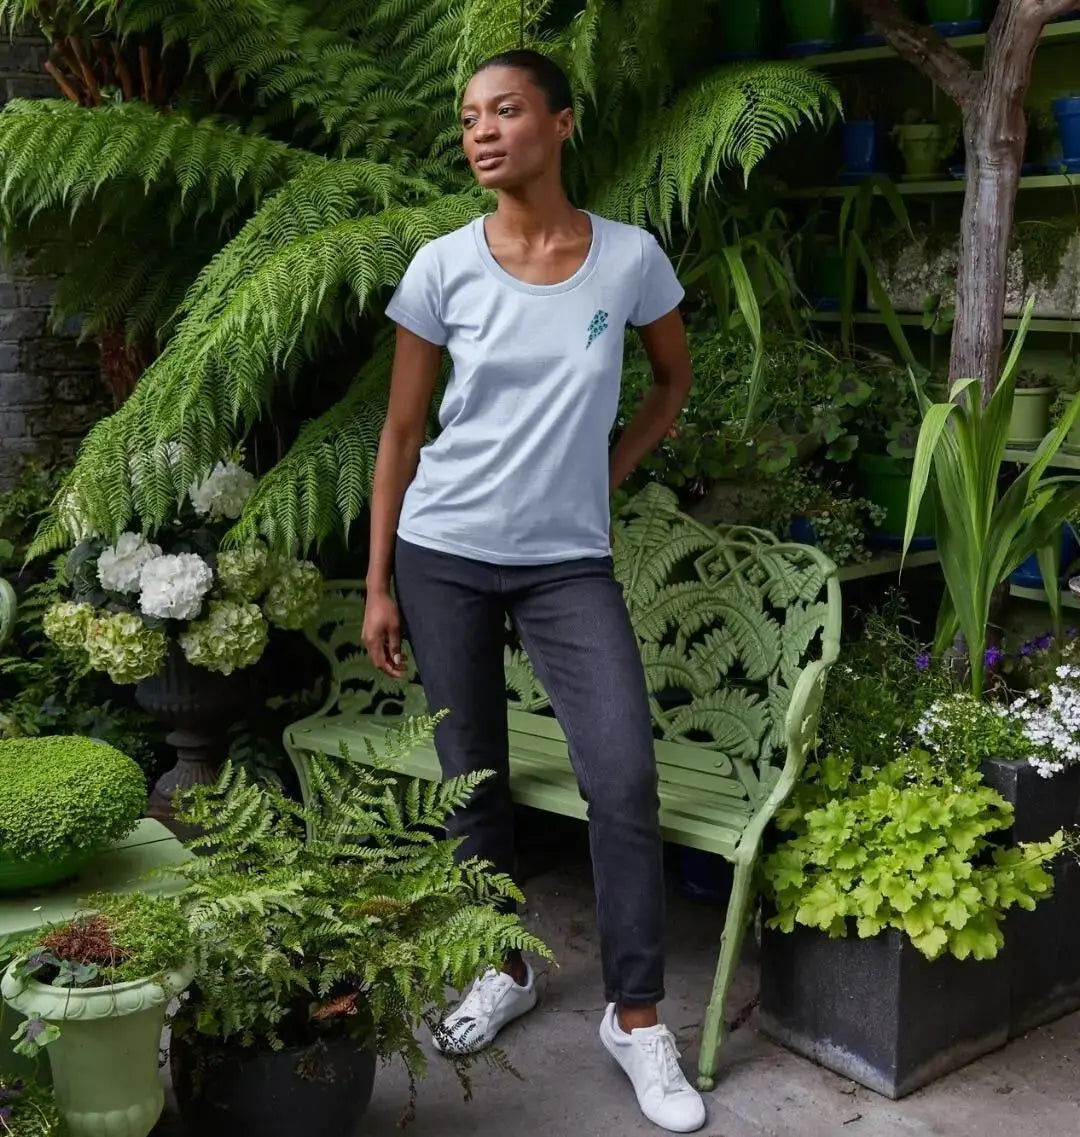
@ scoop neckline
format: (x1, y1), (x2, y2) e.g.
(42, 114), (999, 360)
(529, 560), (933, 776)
(473, 210), (602, 295)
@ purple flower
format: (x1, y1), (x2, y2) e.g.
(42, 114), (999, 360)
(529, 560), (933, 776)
(1019, 639), (1036, 657)
(915, 651), (931, 671)
(985, 645), (1005, 668)
(0, 1105), (12, 1125)
(1068, 627), (1079, 639)
(1035, 633), (1054, 651)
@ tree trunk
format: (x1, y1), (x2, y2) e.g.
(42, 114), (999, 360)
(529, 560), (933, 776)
(858, 0), (1080, 399)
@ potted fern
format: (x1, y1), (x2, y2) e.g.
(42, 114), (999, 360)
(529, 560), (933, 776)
(168, 716), (550, 1137)
(0, 894), (193, 1137)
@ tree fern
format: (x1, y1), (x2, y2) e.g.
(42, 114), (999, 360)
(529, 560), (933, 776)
(3, 0), (837, 554)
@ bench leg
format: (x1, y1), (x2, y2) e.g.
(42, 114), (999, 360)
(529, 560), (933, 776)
(696, 856), (755, 1092)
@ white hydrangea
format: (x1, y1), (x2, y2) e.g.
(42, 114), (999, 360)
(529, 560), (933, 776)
(138, 553), (214, 621)
(189, 461), (256, 520)
(97, 532), (162, 593)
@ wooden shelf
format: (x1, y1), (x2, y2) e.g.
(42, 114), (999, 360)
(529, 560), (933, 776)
(836, 548), (939, 582)
(1003, 447), (1080, 470)
(1009, 583), (1080, 610)
(803, 16), (1080, 67)
(809, 312), (1080, 335)
(784, 173), (1080, 200)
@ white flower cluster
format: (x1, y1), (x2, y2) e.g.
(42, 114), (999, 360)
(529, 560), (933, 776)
(1008, 665), (1080, 779)
(97, 532), (162, 593)
(138, 553), (214, 620)
(189, 460), (256, 520)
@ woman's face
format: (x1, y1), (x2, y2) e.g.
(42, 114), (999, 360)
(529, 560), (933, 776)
(460, 66), (572, 191)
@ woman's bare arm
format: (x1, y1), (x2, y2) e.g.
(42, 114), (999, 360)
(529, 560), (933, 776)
(363, 325), (441, 675)
(610, 308), (693, 489)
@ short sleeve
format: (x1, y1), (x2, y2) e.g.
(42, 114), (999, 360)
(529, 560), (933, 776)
(385, 244), (448, 346)
(629, 230), (685, 327)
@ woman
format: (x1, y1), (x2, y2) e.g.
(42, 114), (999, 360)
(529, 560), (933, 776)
(364, 49), (702, 1133)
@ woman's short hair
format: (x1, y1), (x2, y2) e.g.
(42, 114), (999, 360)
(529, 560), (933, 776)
(473, 49), (573, 113)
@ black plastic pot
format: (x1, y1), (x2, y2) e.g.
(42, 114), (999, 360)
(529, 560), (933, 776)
(171, 1033), (376, 1137)
(759, 924), (1008, 1098)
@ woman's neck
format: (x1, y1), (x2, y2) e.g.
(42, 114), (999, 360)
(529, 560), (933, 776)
(490, 177), (583, 242)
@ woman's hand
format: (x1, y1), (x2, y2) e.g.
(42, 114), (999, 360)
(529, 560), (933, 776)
(362, 589), (408, 679)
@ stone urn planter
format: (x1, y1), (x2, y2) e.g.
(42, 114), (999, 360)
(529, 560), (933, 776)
(136, 643), (254, 817)
(1, 962), (193, 1137)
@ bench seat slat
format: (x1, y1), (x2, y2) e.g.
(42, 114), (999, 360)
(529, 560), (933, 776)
(287, 719), (747, 855)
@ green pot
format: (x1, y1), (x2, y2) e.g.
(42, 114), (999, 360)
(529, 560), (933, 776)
(892, 123), (953, 180)
(0, 845), (98, 895)
(1008, 387), (1055, 446)
(1065, 394), (1080, 450)
(719, 0), (773, 58)
(925, 0), (983, 22)
(859, 453), (934, 542)
(781, 0), (845, 45)
(1, 963), (193, 1137)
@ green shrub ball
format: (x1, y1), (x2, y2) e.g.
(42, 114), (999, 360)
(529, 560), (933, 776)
(0, 736), (147, 860)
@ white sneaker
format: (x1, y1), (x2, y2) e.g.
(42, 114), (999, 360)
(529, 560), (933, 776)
(599, 1004), (707, 1133)
(431, 964), (537, 1055)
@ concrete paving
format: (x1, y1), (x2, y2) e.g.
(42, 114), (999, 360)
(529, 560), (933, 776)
(158, 822), (1080, 1137)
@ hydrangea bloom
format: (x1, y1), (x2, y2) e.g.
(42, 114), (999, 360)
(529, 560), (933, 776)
(97, 532), (162, 593)
(42, 601), (94, 652)
(189, 461), (256, 520)
(138, 553), (213, 621)
(263, 559), (322, 629)
(216, 542), (270, 602)
(85, 612), (167, 684)
(179, 600), (268, 675)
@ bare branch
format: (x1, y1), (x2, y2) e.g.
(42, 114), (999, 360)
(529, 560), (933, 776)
(855, 0), (980, 106)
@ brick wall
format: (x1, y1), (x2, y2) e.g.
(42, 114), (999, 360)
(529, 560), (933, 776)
(0, 33), (107, 490)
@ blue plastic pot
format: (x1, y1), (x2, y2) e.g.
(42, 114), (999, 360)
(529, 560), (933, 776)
(841, 120), (878, 177)
(1010, 526), (1080, 590)
(1053, 97), (1080, 165)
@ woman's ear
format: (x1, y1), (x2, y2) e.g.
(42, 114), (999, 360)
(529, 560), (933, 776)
(556, 108), (574, 142)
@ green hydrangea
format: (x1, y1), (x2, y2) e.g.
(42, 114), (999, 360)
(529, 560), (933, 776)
(85, 612), (167, 684)
(42, 600), (94, 652)
(179, 599), (269, 675)
(263, 559), (322, 630)
(217, 541), (271, 602)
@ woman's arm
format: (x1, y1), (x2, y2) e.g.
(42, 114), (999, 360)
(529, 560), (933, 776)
(610, 308), (693, 489)
(363, 325), (442, 676)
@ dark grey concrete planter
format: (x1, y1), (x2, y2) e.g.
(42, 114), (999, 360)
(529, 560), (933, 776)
(982, 758), (1080, 1036)
(759, 924), (1008, 1099)
(981, 758), (1080, 843)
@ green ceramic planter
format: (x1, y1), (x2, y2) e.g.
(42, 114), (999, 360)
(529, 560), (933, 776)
(1065, 395), (1080, 450)
(780, 0), (844, 45)
(1, 962), (193, 1137)
(1008, 387), (1055, 446)
(893, 124), (954, 180)
(859, 453), (933, 542)
(926, 0), (983, 22)
(719, 0), (773, 57)
(0, 845), (98, 895)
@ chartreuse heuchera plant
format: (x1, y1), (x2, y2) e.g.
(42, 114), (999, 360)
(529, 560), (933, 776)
(41, 459), (322, 684)
(0, 736), (145, 861)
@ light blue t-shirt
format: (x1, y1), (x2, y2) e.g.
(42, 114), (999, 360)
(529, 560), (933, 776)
(385, 211), (685, 565)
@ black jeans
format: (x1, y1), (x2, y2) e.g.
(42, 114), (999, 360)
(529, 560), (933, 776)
(394, 538), (665, 1007)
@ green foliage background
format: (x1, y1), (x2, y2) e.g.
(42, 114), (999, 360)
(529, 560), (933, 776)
(0, 0), (838, 556)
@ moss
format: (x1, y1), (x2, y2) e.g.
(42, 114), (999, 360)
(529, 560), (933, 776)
(0, 736), (146, 860)
(0, 1076), (64, 1136)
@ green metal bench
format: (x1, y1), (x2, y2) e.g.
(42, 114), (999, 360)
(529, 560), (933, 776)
(283, 484), (841, 1089)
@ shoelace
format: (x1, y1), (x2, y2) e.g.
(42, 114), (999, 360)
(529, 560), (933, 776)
(640, 1028), (687, 1092)
(453, 970), (507, 1025)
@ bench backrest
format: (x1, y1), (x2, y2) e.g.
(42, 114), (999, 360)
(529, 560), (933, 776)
(304, 485), (841, 809)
